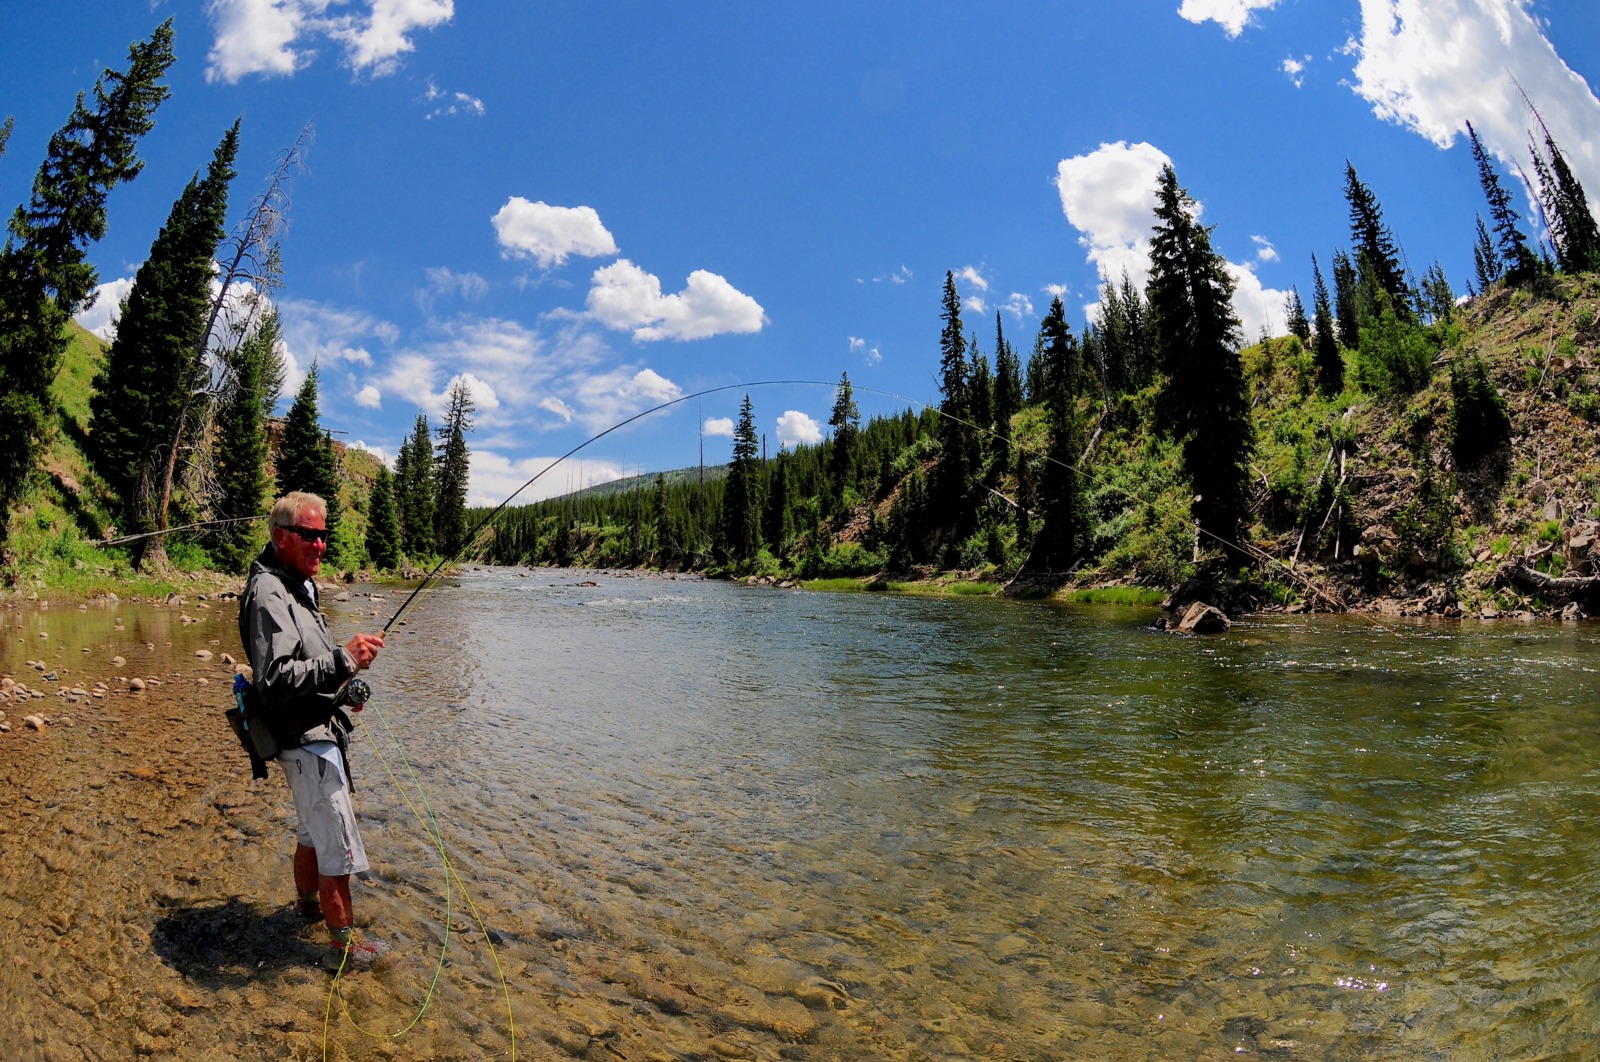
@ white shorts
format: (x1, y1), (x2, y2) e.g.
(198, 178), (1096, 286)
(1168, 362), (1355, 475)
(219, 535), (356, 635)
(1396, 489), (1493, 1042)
(279, 742), (370, 877)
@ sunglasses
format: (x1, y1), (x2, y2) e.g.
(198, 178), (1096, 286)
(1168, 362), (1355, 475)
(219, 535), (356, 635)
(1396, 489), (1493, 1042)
(284, 525), (331, 543)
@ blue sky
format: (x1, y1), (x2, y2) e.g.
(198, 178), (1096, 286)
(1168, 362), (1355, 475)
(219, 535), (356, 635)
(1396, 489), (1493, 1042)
(3, 1), (1598, 505)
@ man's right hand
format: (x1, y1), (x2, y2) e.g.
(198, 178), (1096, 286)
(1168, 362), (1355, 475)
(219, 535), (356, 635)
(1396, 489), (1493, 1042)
(344, 632), (385, 670)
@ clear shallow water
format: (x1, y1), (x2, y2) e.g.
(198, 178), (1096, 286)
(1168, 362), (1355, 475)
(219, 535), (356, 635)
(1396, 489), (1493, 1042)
(5, 572), (1600, 1060)
(343, 569), (1600, 1059)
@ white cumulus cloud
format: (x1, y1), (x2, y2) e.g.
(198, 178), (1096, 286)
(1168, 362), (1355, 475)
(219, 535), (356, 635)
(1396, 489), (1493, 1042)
(355, 384), (382, 408)
(703, 417), (735, 438)
(75, 276), (136, 340)
(776, 410), (822, 448)
(1177, 0), (1280, 37)
(1055, 142), (1288, 339)
(205, 0), (453, 82)
(1056, 141), (1174, 293)
(587, 259), (767, 341)
(1283, 54), (1310, 88)
(1349, 0), (1600, 205)
(957, 265), (990, 291)
(492, 199), (618, 269)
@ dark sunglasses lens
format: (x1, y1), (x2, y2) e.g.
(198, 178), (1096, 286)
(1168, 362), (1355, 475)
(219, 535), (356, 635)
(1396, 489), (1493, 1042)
(291, 526), (329, 543)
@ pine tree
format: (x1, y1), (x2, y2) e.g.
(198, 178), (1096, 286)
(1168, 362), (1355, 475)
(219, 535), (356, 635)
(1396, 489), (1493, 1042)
(88, 122), (239, 535)
(433, 379), (475, 555)
(211, 311), (280, 573)
(933, 271), (976, 538)
(763, 449), (793, 556)
(277, 366), (328, 498)
(1310, 254), (1341, 395)
(395, 412), (435, 558)
(1467, 120), (1539, 284)
(1472, 215), (1502, 293)
(1420, 261), (1455, 325)
(314, 429), (343, 558)
(1331, 250), (1360, 349)
(719, 393), (761, 562)
(969, 339), (993, 457)
(1028, 296), (1083, 572)
(992, 312), (1022, 464)
(1530, 122), (1600, 274)
(0, 22), (174, 539)
(1285, 286), (1310, 343)
(653, 473), (674, 566)
(827, 372), (859, 511)
(365, 465), (401, 570)
(1343, 163), (1410, 314)
(1147, 164), (1252, 556)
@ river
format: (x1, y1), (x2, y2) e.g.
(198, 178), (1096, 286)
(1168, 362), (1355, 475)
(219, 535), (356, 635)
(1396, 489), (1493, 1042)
(3, 568), (1600, 1060)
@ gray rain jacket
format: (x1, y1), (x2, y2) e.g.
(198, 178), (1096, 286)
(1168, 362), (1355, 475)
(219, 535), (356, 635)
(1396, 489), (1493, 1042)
(238, 544), (357, 751)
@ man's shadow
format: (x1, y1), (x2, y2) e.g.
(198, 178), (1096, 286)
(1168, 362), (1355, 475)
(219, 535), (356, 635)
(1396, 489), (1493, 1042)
(151, 897), (325, 986)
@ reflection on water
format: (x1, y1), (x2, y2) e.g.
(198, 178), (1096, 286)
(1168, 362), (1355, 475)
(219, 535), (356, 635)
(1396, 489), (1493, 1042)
(5, 571), (1600, 1059)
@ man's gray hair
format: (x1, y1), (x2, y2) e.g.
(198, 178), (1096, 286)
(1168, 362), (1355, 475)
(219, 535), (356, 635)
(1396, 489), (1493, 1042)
(270, 492), (326, 531)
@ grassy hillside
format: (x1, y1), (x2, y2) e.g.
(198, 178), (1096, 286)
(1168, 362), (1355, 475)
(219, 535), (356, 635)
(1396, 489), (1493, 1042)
(1, 321), (379, 597)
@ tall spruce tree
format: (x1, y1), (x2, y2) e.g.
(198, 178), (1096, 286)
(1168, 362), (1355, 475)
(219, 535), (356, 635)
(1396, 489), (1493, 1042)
(719, 393), (761, 562)
(933, 271), (976, 537)
(433, 379), (475, 556)
(211, 311), (281, 573)
(1147, 165), (1252, 555)
(89, 121), (239, 535)
(827, 372), (859, 511)
(1331, 250), (1360, 349)
(992, 312), (1022, 464)
(1310, 254), (1342, 394)
(0, 22), (174, 539)
(1285, 286), (1310, 343)
(1343, 163), (1411, 314)
(394, 412), (435, 558)
(1028, 296), (1084, 572)
(277, 365), (327, 498)
(1472, 215), (1503, 293)
(1530, 122), (1600, 274)
(763, 449), (793, 556)
(1467, 120), (1539, 284)
(365, 465), (401, 570)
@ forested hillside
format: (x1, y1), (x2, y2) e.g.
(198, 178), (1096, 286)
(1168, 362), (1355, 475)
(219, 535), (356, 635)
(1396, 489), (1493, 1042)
(5, 21), (1600, 617)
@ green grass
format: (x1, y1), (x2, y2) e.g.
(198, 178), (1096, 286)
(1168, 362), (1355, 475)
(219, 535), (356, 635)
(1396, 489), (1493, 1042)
(946, 581), (1001, 596)
(798, 577), (872, 592)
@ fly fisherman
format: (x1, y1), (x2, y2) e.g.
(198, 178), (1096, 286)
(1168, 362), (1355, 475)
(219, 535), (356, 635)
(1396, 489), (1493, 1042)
(239, 492), (389, 967)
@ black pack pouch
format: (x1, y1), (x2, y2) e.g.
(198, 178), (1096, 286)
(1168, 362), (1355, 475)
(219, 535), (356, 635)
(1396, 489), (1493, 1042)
(227, 674), (279, 779)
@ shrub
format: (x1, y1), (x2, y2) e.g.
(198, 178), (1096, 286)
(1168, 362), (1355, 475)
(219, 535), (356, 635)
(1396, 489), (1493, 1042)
(1448, 355), (1511, 466)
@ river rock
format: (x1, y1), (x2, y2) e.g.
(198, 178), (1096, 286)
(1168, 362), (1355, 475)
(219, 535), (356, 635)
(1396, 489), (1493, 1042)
(24, 715), (45, 731)
(1177, 601), (1231, 634)
(1561, 602), (1584, 622)
(43, 671), (57, 682)
(129, 678), (146, 692)
(220, 653), (236, 665)
(194, 649), (213, 660)
(111, 656), (125, 668)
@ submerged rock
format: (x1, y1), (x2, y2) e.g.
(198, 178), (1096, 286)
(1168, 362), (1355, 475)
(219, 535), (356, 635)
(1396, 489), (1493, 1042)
(1176, 601), (1231, 634)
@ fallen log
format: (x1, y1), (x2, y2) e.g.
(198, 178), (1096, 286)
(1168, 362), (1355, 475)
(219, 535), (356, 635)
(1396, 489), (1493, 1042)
(1505, 563), (1600, 597)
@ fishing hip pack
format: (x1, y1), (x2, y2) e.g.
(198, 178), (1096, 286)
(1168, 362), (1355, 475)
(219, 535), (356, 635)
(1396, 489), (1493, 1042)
(226, 672), (279, 779)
